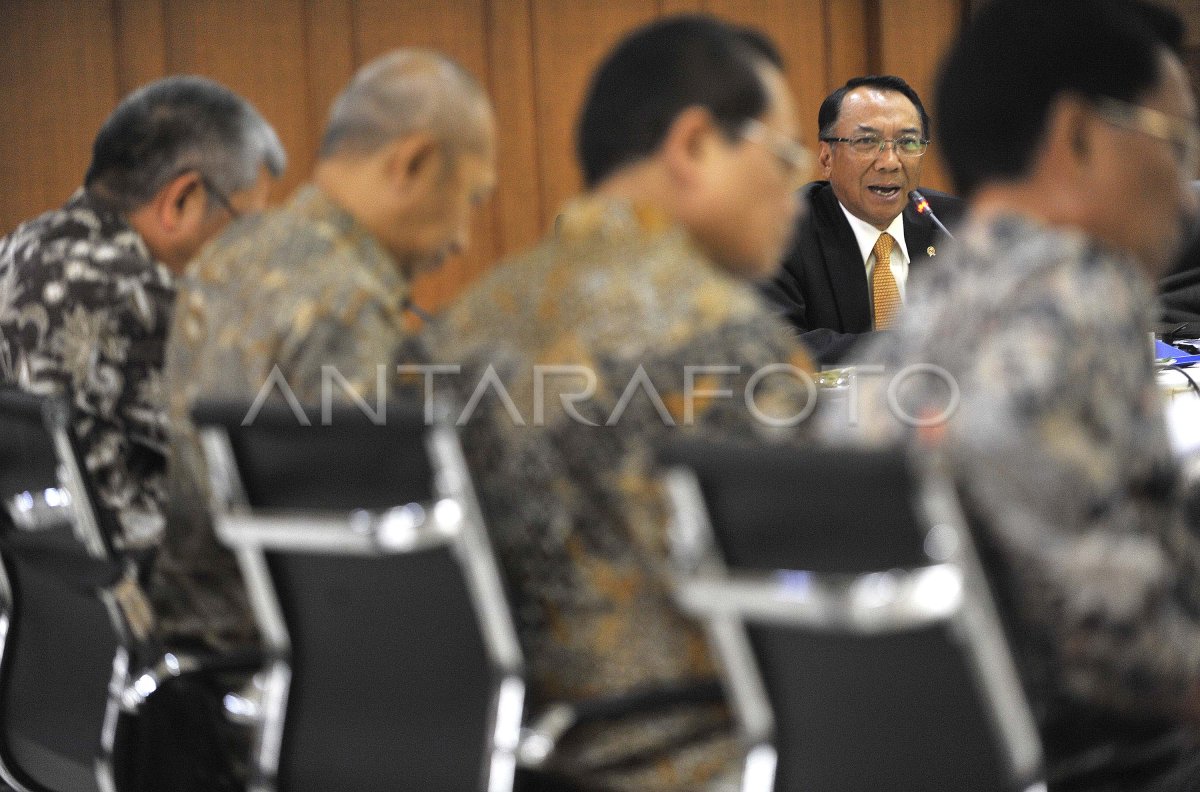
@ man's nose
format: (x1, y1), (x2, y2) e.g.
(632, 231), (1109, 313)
(873, 144), (902, 169)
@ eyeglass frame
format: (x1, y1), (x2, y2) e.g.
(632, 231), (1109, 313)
(1092, 96), (1199, 180)
(199, 175), (242, 220)
(819, 134), (930, 158)
(738, 118), (815, 188)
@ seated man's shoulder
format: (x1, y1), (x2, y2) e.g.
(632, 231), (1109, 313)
(795, 180), (834, 217)
(2, 195), (155, 278)
(455, 229), (787, 359)
(191, 203), (396, 306)
(433, 241), (551, 357)
(433, 230), (812, 432)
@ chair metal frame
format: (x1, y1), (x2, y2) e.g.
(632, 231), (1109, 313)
(662, 450), (1046, 792)
(0, 388), (142, 792)
(198, 410), (526, 792)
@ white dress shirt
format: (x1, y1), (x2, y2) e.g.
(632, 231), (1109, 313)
(838, 203), (910, 306)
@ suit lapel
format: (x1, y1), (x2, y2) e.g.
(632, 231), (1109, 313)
(811, 184), (872, 332)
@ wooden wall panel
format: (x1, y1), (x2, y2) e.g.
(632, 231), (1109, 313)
(0, 0), (119, 232)
(350, 0), (496, 312)
(659, 0), (704, 14)
(161, 0), (312, 203)
(705, 0), (829, 156)
(0, 0), (971, 294)
(487, 0), (544, 256)
(113, 0), (168, 95)
(878, 0), (963, 192)
(822, 0), (869, 90)
(530, 0), (660, 218)
(1163, 0), (1200, 47)
(303, 0), (357, 152)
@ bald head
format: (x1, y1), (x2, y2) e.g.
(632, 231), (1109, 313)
(320, 49), (493, 161)
(312, 49), (497, 277)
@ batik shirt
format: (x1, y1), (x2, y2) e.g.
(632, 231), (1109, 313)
(824, 213), (1200, 735)
(432, 197), (816, 792)
(0, 189), (173, 551)
(154, 184), (418, 649)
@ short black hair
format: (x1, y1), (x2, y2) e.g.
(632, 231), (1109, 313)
(85, 75), (285, 212)
(935, 0), (1184, 198)
(818, 75), (930, 140)
(577, 14), (784, 188)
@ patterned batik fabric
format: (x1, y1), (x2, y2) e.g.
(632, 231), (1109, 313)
(153, 184), (421, 650)
(824, 212), (1200, 726)
(432, 196), (816, 792)
(0, 188), (174, 552)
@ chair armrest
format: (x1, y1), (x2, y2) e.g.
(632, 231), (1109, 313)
(120, 647), (266, 712)
(517, 679), (724, 768)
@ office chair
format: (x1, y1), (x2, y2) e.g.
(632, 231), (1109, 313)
(192, 399), (525, 792)
(659, 438), (1046, 792)
(0, 386), (147, 792)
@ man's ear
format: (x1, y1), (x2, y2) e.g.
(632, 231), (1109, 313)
(153, 170), (206, 234)
(126, 170), (208, 272)
(818, 141), (834, 178)
(384, 133), (444, 196)
(661, 106), (719, 186)
(1044, 93), (1094, 170)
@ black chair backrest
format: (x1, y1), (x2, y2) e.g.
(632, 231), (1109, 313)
(192, 400), (433, 510)
(0, 390), (60, 513)
(0, 387), (124, 792)
(192, 400), (524, 792)
(659, 438), (1044, 792)
(270, 544), (500, 792)
(667, 439), (930, 573)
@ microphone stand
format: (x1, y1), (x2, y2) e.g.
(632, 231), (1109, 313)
(909, 190), (956, 240)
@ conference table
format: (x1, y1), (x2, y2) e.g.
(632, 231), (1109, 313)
(816, 363), (1200, 467)
(1160, 365), (1200, 461)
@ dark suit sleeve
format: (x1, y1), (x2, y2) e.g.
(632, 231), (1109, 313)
(758, 277), (874, 365)
(759, 264), (809, 331)
(762, 183), (885, 365)
(796, 328), (873, 364)
(1160, 267), (1200, 323)
(1160, 222), (1200, 323)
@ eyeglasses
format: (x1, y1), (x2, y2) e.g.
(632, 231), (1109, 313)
(739, 118), (814, 189)
(200, 176), (242, 220)
(819, 134), (929, 158)
(1093, 97), (1199, 180)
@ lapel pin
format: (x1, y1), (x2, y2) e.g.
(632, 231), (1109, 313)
(927, 245), (936, 257)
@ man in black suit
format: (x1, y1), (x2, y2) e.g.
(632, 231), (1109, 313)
(764, 75), (963, 363)
(1158, 181), (1200, 324)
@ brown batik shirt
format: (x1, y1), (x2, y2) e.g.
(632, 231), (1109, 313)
(0, 188), (173, 552)
(824, 213), (1200, 766)
(432, 196), (816, 792)
(154, 184), (421, 649)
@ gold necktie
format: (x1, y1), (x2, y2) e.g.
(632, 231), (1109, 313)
(872, 232), (900, 330)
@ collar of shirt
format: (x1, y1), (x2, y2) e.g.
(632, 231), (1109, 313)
(554, 194), (676, 243)
(72, 187), (170, 285)
(838, 202), (909, 269)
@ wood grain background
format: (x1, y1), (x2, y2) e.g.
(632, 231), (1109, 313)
(0, 0), (970, 311)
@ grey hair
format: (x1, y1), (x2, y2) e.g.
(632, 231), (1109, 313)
(319, 49), (491, 160)
(85, 75), (286, 213)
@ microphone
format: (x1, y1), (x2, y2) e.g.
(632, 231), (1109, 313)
(909, 190), (956, 240)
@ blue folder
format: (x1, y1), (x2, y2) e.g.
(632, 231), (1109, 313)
(1155, 339), (1200, 366)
